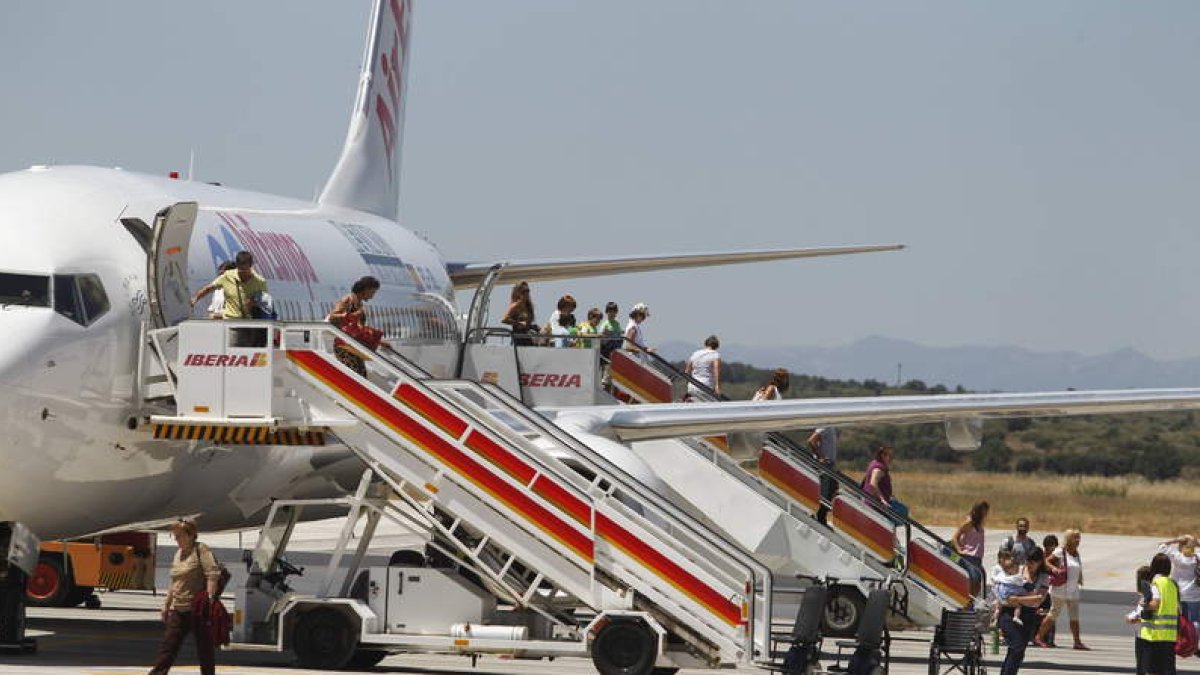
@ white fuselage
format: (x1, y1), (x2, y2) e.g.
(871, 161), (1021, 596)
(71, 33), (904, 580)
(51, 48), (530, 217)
(0, 165), (457, 540)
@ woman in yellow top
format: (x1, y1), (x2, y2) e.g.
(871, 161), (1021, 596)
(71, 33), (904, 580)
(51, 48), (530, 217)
(149, 518), (221, 675)
(190, 250), (268, 319)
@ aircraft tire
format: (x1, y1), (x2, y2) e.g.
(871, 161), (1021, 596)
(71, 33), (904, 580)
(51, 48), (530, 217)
(293, 608), (357, 670)
(591, 619), (657, 675)
(25, 556), (72, 607)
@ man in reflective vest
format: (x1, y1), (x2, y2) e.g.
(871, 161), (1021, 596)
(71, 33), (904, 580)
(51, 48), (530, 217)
(1141, 553), (1178, 675)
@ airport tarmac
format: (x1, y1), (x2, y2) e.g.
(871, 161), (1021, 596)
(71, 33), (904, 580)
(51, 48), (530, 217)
(5, 593), (1185, 675)
(2, 518), (1195, 674)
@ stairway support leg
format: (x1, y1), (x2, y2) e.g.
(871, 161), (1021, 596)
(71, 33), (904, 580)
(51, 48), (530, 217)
(319, 469), (374, 598)
(339, 509), (382, 598)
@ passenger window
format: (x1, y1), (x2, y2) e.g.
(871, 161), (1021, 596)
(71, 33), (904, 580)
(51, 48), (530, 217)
(0, 273), (50, 307)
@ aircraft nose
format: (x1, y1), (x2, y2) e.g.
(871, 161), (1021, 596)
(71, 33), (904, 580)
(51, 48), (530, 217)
(0, 309), (63, 391)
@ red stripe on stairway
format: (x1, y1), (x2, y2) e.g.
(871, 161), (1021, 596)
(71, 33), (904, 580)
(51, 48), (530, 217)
(595, 513), (743, 628)
(287, 350), (594, 562)
(906, 539), (971, 607)
(757, 449), (821, 513)
(465, 430), (538, 484)
(609, 351), (672, 403)
(830, 495), (895, 562)
(394, 383), (469, 438)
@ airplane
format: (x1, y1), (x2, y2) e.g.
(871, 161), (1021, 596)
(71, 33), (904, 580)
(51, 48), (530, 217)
(2, 0), (1200, 657)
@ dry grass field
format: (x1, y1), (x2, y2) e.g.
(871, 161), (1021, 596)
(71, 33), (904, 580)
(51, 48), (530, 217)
(883, 470), (1200, 536)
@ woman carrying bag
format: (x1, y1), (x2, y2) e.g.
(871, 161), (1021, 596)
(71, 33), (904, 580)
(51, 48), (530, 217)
(328, 276), (387, 377)
(148, 519), (222, 675)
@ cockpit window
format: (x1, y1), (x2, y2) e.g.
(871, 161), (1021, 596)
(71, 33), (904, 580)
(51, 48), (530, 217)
(0, 273), (50, 307)
(77, 275), (111, 322)
(54, 276), (82, 323)
(53, 274), (110, 326)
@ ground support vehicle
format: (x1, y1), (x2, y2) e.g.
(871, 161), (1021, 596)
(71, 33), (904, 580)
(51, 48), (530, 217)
(27, 533), (156, 608)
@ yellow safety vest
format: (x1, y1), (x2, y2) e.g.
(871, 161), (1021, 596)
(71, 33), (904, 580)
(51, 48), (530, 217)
(1140, 575), (1180, 643)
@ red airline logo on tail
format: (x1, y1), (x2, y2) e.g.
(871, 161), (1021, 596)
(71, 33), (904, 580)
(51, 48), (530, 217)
(375, 0), (411, 183)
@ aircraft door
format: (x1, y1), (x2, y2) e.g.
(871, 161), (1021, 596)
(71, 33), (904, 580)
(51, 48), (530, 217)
(146, 202), (199, 328)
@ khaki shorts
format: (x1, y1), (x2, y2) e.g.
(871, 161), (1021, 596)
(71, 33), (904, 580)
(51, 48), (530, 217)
(1048, 595), (1080, 621)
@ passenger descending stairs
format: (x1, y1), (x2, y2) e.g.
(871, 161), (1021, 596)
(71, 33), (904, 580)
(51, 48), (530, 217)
(607, 350), (977, 629)
(160, 323), (774, 668)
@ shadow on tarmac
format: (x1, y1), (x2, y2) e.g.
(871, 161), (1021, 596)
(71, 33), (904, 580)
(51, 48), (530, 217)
(14, 615), (553, 674)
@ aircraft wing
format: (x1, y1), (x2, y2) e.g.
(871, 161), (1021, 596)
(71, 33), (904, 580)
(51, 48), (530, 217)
(446, 244), (904, 289)
(548, 388), (1200, 442)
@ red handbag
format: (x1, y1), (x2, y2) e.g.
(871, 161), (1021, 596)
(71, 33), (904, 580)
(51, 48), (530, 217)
(1047, 556), (1067, 587)
(339, 318), (383, 351)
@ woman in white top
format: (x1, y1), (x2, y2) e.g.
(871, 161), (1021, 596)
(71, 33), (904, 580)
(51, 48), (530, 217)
(1038, 528), (1088, 650)
(752, 368), (790, 401)
(551, 312), (575, 348)
(544, 294), (577, 337)
(684, 335), (721, 398)
(623, 303), (653, 355)
(205, 261), (236, 319)
(1160, 534), (1200, 627)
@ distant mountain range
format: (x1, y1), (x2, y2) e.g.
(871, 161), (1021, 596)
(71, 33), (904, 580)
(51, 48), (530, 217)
(659, 335), (1200, 392)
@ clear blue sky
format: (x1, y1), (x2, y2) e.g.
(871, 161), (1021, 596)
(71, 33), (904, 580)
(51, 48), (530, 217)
(2, 2), (1198, 359)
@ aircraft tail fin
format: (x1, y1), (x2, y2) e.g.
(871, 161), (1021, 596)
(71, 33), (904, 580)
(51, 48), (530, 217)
(319, 0), (412, 220)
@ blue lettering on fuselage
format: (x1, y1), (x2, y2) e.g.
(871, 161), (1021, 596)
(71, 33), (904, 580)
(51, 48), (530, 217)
(206, 224), (243, 272)
(330, 220), (417, 288)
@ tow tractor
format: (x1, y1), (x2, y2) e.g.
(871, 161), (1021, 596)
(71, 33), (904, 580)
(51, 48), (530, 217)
(27, 533), (156, 608)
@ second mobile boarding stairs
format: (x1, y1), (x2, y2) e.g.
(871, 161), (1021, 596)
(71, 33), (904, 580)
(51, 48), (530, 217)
(142, 320), (774, 671)
(605, 347), (982, 632)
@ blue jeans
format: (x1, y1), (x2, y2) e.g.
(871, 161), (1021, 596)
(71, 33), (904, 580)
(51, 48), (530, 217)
(1182, 600), (1200, 624)
(959, 554), (984, 595)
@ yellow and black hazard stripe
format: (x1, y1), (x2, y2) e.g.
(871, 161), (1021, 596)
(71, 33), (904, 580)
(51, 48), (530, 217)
(152, 424), (327, 446)
(99, 569), (137, 591)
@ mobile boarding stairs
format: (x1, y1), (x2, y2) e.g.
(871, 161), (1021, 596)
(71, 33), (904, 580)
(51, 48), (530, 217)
(601, 348), (981, 635)
(455, 318), (981, 634)
(143, 320), (775, 673)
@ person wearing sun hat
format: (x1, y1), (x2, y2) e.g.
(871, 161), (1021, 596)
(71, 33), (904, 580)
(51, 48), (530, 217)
(623, 302), (654, 356)
(1159, 534), (1200, 628)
